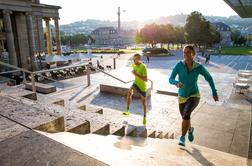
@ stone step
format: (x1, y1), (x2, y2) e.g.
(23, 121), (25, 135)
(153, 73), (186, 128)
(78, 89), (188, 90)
(52, 99), (65, 107)
(39, 133), (247, 166)
(25, 82), (56, 94)
(0, 84), (35, 98)
(156, 131), (164, 139)
(0, 94), (64, 135)
(147, 130), (156, 138)
(78, 104), (103, 114)
(77, 104), (177, 139)
(65, 119), (90, 134)
(125, 125), (137, 137)
(109, 123), (126, 136)
(91, 122), (110, 135)
(21, 92), (37, 101)
(135, 126), (147, 137)
(34, 117), (65, 133)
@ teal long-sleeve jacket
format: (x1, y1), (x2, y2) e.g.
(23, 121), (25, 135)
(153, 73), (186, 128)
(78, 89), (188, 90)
(169, 61), (218, 98)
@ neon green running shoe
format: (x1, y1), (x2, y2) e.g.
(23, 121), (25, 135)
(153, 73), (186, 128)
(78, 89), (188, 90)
(143, 116), (147, 125)
(123, 110), (130, 116)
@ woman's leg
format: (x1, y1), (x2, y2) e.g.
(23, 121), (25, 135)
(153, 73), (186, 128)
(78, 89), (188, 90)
(182, 97), (200, 135)
(182, 120), (190, 136)
(180, 97), (200, 136)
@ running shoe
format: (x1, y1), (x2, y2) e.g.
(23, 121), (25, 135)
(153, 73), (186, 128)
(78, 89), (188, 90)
(188, 127), (194, 142)
(179, 136), (186, 146)
(123, 110), (130, 116)
(143, 116), (147, 125)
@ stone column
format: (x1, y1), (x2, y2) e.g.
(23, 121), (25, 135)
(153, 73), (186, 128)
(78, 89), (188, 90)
(53, 17), (61, 55)
(44, 18), (52, 55)
(26, 13), (36, 70)
(3, 10), (18, 66)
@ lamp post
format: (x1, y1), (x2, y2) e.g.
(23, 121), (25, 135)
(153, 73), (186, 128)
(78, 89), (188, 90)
(117, 6), (126, 47)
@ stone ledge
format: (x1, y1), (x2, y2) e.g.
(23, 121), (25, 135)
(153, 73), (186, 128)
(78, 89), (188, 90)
(25, 82), (56, 94)
(100, 84), (151, 98)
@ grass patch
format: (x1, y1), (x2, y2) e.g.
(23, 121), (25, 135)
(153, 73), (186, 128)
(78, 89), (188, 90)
(211, 46), (252, 55)
(73, 49), (125, 54)
(143, 53), (174, 57)
(71, 49), (139, 54)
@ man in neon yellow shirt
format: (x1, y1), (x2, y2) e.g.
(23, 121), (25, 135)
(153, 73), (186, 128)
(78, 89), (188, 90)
(123, 54), (148, 125)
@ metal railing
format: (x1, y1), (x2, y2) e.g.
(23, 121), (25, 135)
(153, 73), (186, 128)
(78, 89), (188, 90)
(94, 66), (154, 90)
(0, 61), (64, 93)
(0, 60), (154, 94)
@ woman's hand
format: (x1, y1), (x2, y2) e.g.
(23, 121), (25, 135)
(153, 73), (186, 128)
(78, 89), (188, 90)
(213, 96), (219, 102)
(176, 82), (183, 88)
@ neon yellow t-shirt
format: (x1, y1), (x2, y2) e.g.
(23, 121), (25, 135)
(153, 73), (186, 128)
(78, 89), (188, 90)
(132, 63), (147, 92)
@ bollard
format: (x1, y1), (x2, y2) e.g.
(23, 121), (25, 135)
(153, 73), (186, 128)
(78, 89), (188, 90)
(30, 73), (36, 93)
(22, 71), (26, 84)
(113, 58), (116, 69)
(87, 65), (91, 86)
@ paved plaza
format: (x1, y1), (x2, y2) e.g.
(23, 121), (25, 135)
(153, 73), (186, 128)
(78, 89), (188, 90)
(41, 51), (252, 157)
(0, 51), (252, 165)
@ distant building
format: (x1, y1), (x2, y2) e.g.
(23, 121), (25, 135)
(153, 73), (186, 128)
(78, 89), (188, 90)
(246, 26), (252, 46)
(212, 22), (232, 46)
(91, 27), (136, 46)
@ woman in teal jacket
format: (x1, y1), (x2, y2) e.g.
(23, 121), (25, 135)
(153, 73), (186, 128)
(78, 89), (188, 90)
(169, 45), (219, 146)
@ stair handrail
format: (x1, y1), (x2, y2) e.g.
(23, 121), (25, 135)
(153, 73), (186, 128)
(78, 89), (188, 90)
(0, 61), (64, 92)
(93, 66), (154, 90)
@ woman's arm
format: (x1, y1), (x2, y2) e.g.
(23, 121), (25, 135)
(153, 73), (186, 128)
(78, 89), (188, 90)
(169, 63), (179, 85)
(199, 65), (218, 97)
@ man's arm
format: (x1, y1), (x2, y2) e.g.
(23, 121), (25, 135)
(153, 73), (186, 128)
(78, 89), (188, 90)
(132, 71), (147, 82)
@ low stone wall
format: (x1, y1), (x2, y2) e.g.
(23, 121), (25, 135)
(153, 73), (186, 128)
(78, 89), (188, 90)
(100, 84), (151, 98)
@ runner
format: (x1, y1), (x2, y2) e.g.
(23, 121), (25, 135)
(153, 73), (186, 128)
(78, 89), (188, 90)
(169, 45), (219, 146)
(123, 53), (148, 125)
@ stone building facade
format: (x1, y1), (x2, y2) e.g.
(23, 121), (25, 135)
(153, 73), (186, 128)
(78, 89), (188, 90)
(212, 22), (232, 46)
(0, 0), (61, 71)
(91, 27), (136, 46)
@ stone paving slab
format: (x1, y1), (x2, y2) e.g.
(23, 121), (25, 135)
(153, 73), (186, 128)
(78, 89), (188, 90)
(39, 132), (248, 166)
(0, 130), (107, 166)
(0, 116), (29, 142)
(191, 102), (251, 158)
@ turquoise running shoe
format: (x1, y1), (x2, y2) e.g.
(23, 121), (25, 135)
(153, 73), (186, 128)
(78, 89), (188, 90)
(179, 136), (186, 146)
(188, 127), (194, 142)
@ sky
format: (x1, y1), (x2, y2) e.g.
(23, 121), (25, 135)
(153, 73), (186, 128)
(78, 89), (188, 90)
(41, 0), (237, 25)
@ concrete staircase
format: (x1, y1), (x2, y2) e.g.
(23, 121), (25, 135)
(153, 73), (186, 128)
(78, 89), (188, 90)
(34, 97), (176, 139)
(0, 86), (176, 140)
(0, 85), (250, 166)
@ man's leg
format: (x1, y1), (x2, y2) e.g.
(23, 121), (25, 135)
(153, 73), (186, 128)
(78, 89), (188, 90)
(140, 95), (147, 116)
(140, 95), (147, 125)
(126, 88), (134, 110)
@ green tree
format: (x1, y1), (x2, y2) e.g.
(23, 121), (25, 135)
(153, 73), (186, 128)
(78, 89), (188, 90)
(184, 11), (220, 47)
(231, 29), (247, 46)
(174, 26), (185, 49)
(137, 24), (160, 47)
